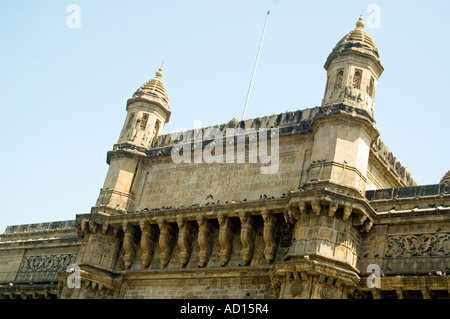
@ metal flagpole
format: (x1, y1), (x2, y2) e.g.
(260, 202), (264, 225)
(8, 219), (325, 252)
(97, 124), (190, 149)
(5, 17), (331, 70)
(241, 10), (270, 121)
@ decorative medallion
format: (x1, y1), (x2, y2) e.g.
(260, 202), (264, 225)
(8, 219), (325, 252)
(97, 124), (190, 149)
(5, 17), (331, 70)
(290, 281), (303, 297)
(321, 286), (335, 299)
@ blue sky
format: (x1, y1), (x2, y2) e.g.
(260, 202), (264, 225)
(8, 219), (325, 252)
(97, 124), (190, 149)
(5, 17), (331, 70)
(0, 0), (449, 233)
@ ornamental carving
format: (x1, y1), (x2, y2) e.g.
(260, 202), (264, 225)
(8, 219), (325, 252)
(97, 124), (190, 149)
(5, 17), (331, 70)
(290, 281), (303, 297)
(385, 233), (450, 258)
(19, 254), (76, 273)
(321, 286), (335, 299)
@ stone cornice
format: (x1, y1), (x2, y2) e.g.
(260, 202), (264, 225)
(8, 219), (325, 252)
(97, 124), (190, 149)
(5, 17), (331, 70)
(370, 138), (416, 187)
(0, 220), (78, 247)
(85, 187), (378, 229)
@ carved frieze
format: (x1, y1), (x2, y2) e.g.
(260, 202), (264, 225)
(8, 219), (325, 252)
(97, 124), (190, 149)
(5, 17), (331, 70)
(385, 233), (450, 258)
(19, 254), (76, 273)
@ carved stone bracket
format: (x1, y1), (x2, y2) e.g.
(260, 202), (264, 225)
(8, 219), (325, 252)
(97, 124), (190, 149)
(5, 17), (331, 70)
(58, 269), (119, 299)
(284, 204), (298, 224)
(311, 201), (322, 216)
(122, 222), (136, 269)
(140, 221), (157, 267)
(196, 216), (213, 267)
(177, 217), (194, 267)
(328, 202), (339, 217)
(218, 214), (235, 267)
(268, 260), (360, 299)
(239, 212), (255, 265)
(342, 206), (353, 221)
(101, 222), (109, 235)
(262, 210), (278, 263)
(157, 219), (176, 267)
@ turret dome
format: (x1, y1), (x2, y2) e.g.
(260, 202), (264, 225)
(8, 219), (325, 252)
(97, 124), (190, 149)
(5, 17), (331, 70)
(130, 68), (170, 110)
(325, 16), (381, 70)
(440, 170), (450, 184)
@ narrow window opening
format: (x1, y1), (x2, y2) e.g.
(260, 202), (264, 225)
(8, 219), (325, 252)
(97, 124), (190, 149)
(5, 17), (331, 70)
(353, 69), (362, 89)
(367, 76), (375, 97)
(153, 119), (161, 135)
(335, 69), (344, 88)
(140, 113), (149, 130)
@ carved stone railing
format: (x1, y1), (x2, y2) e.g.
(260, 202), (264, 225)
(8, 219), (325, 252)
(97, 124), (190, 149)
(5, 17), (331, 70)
(76, 187), (376, 275)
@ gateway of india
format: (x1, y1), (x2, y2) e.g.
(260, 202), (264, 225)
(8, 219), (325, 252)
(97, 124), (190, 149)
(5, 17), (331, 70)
(1, 16), (449, 299)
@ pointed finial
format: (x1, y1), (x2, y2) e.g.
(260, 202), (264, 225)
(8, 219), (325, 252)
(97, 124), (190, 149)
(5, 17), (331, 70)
(156, 68), (163, 78)
(154, 61), (164, 78)
(356, 13), (365, 29)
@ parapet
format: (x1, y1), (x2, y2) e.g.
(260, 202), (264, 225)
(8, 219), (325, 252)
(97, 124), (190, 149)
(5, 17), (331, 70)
(366, 183), (450, 202)
(146, 107), (321, 158)
(0, 220), (76, 244)
(370, 138), (416, 187)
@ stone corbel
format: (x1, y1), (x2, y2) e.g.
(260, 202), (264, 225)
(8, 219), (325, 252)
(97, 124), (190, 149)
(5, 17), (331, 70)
(395, 287), (408, 299)
(89, 220), (98, 234)
(270, 274), (284, 289)
(328, 202), (339, 217)
(262, 210), (278, 263)
(352, 213), (367, 226)
(140, 221), (157, 267)
(239, 212), (255, 265)
(101, 222), (109, 235)
(284, 206), (295, 224)
(299, 271), (310, 282)
(311, 201), (321, 216)
(421, 288), (434, 299)
(177, 217), (193, 267)
(157, 219), (176, 267)
(284, 201), (302, 224)
(298, 202), (307, 218)
(218, 214), (234, 267)
(196, 216), (212, 267)
(361, 220), (373, 232)
(122, 222), (136, 269)
(81, 218), (89, 234)
(371, 288), (383, 299)
(343, 206), (353, 221)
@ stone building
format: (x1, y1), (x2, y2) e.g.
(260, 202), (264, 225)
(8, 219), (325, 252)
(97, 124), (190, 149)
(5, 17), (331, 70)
(0, 17), (449, 299)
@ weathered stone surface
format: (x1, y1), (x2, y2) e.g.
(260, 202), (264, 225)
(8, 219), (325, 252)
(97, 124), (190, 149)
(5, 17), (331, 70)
(0, 16), (448, 300)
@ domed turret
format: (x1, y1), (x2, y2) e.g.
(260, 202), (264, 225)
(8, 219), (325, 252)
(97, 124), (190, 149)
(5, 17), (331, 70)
(131, 68), (170, 111)
(440, 171), (450, 184)
(117, 68), (171, 149)
(325, 16), (381, 69)
(93, 68), (173, 215)
(321, 16), (384, 116)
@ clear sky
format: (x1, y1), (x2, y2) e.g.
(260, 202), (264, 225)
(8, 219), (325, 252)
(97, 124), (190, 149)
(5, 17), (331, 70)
(0, 0), (449, 233)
